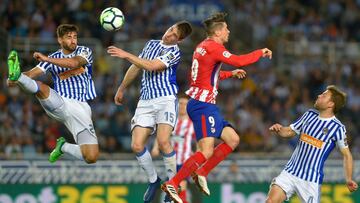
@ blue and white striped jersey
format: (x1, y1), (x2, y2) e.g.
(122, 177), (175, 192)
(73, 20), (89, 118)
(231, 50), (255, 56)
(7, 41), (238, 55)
(37, 46), (97, 102)
(285, 109), (348, 184)
(138, 40), (181, 100)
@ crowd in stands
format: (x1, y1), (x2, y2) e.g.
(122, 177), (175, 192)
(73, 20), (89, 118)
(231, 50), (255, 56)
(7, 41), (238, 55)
(0, 0), (359, 159)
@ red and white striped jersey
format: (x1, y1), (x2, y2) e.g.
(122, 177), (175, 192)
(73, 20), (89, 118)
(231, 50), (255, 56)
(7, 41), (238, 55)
(186, 39), (263, 104)
(171, 117), (194, 165)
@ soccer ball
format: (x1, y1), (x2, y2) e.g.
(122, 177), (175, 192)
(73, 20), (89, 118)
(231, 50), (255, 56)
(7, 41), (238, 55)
(99, 7), (125, 31)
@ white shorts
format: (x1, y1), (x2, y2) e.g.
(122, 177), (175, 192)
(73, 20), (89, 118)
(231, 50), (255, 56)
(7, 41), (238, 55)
(38, 89), (98, 145)
(271, 170), (320, 203)
(131, 95), (178, 131)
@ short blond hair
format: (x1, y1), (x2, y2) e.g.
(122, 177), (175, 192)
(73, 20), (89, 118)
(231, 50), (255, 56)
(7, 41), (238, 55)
(327, 85), (347, 114)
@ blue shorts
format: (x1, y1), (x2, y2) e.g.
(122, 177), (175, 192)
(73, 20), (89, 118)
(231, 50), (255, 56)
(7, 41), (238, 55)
(186, 99), (232, 141)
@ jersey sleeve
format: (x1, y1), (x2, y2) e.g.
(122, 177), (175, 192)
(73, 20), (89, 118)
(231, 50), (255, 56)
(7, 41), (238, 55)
(335, 126), (348, 149)
(156, 47), (180, 68)
(290, 111), (310, 135)
(37, 59), (53, 72)
(77, 46), (93, 64)
(219, 71), (233, 80)
(211, 45), (263, 67)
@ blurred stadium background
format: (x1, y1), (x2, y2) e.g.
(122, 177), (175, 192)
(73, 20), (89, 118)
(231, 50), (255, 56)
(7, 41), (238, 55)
(0, 0), (359, 202)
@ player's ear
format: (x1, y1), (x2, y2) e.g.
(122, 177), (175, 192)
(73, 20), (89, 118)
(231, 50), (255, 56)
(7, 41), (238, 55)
(177, 38), (184, 43)
(214, 29), (222, 37)
(57, 37), (62, 45)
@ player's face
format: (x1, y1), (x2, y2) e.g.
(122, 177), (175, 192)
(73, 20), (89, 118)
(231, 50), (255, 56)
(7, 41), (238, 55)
(219, 23), (230, 43)
(178, 98), (189, 117)
(314, 90), (333, 110)
(58, 31), (78, 53)
(162, 25), (180, 45)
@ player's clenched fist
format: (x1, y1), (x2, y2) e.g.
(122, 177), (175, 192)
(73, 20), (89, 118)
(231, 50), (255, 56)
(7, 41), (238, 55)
(114, 88), (125, 105)
(33, 52), (48, 62)
(261, 48), (272, 59)
(347, 180), (358, 192)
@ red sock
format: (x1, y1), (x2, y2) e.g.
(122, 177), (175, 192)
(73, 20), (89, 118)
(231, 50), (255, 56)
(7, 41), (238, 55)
(170, 152), (206, 186)
(179, 189), (187, 203)
(196, 142), (233, 176)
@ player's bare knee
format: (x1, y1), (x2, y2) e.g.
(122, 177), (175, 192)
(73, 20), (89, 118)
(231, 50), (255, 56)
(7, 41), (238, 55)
(131, 142), (144, 153)
(265, 197), (274, 203)
(231, 134), (240, 147)
(224, 133), (240, 149)
(157, 139), (171, 151)
(83, 153), (98, 164)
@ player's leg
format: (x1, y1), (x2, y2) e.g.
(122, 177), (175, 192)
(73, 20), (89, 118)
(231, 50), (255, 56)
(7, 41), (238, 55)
(266, 185), (287, 203)
(189, 137), (215, 196)
(162, 137), (212, 202)
(156, 123), (177, 180)
(78, 130), (99, 164)
(295, 179), (320, 203)
(132, 126), (157, 182)
(7, 50), (48, 97)
(266, 171), (295, 203)
(162, 150), (207, 203)
(132, 126), (161, 203)
(155, 96), (178, 180)
(189, 103), (231, 196)
(131, 99), (161, 203)
(195, 126), (239, 177)
(46, 98), (99, 163)
(53, 130), (99, 163)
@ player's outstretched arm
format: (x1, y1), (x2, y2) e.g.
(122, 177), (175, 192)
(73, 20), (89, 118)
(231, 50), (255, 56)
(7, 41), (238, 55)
(107, 46), (166, 71)
(33, 52), (87, 69)
(340, 147), (358, 192)
(114, 64), (141, 105)
(269, 124), (296, 138)
(216, 48), (272, 68)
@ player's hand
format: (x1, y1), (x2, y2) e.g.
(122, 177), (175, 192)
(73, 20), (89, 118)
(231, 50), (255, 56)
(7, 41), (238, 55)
(33, 52), (48, 62)
(261, 48), (272, 59)
(6, 79), (17, 87)
(107, 46), (128, 58)
(347, 180), (358, 192)
(232, 69), (246, 79)
(114, 88), (125, 105)
(269, 123), (283, 132)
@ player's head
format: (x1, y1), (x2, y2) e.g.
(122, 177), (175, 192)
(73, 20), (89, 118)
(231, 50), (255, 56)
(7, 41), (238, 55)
(57, 24), (79, 52)
(162, 21), (192, 45)
(314, 85), (346, 114)
(178, 93), (189, 117)
(203, 12), (229, 43)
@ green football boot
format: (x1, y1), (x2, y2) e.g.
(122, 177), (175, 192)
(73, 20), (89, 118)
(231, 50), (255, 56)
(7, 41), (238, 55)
(7, 50), (21, 81)
(49, 137), (66, 163)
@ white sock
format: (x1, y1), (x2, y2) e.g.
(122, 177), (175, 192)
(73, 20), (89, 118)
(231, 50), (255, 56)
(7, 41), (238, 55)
(136, 148), (158, 183)
(17, 73), (39, 93)
(61, 143), (83, 160)
(163, 150), (176, 179)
